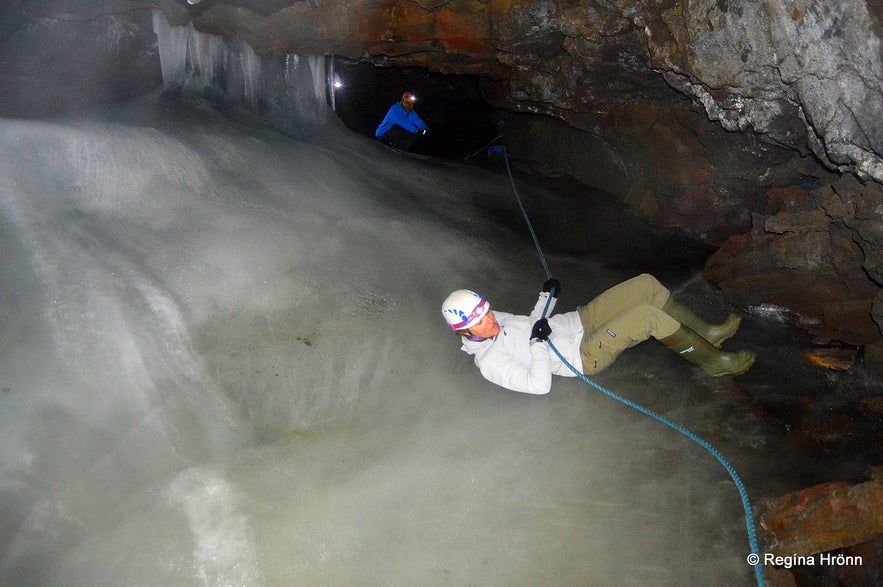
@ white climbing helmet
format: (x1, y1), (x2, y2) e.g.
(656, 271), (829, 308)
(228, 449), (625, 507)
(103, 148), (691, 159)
(442, 289), (489, 331)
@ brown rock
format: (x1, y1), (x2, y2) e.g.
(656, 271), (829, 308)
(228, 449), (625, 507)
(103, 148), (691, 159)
(803, 348), (858, 371)
(763, 210), (828, 235)
(758, 479), (883, 556)
(766, 185), (814, 215)
(706, 176), (883, 349)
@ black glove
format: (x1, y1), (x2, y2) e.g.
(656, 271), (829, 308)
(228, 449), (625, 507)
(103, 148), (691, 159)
(420, 128), (428, 135)
(542, 278), (561, 298)
(531, 318), (551, 342)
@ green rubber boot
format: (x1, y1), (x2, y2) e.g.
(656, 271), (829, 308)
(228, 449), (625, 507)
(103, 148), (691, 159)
(661, 297), (742, 348)
(660, 326), (756, 377)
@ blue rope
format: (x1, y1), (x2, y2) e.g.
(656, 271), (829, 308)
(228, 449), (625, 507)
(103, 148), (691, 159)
(501, 138), (552, 280)
(499, 130), (766, 586)
(548, 340), (765, 586)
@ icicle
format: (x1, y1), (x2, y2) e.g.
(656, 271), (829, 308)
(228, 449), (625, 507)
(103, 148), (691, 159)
(221, 38), (262, 112)
(326, 55), (337, 112)
(151, 10), (335, 133)
(284, 53), (299, 83)
(308, 55), (326, 105)
(152, 10), (189, 90)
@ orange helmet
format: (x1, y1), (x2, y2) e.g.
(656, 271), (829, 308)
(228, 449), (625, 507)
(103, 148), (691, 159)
(402, 92), (417, 103)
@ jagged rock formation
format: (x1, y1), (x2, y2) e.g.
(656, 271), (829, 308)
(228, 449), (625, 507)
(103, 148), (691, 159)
(757, 467), (883, 586)
(0, 0), (881, 365)
(705, 175), (883, 370)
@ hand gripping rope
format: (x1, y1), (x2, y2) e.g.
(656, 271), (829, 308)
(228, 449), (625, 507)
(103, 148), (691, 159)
(498, 128), (766, 587)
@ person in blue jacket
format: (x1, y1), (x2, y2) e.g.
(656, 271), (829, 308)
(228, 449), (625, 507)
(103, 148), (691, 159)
(375, 91), (429, 151)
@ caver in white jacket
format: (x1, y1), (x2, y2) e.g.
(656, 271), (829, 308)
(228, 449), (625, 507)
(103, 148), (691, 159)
(459, 291), (584, 395)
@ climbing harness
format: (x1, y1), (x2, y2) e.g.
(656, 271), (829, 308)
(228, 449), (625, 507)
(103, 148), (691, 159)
(496, 128), (766, 587)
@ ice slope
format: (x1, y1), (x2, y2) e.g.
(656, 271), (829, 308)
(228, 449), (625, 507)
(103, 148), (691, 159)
(0, 92), (767, 586)
(0, 11), (771, 586)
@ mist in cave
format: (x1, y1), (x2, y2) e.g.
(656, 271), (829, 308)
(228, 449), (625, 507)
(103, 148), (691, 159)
(0, 11), (872, 587)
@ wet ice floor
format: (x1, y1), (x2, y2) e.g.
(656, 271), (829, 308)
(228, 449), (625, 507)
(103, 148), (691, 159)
(0, 94), (872, 586)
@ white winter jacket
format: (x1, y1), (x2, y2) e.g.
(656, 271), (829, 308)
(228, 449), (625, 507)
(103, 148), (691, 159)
(459, 292), (585, 394)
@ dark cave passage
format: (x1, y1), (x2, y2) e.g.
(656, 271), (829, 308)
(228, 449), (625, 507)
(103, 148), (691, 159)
(329, 58), (500, 160)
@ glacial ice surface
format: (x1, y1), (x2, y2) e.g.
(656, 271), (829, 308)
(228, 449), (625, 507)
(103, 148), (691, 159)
(0, 91), (785, 586)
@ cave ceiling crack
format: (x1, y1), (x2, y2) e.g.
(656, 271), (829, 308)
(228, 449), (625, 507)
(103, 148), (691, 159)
(400, 0), (456, 12)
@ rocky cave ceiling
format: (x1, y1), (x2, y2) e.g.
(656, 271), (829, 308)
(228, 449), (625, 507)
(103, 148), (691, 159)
(158, 0), (883, 184)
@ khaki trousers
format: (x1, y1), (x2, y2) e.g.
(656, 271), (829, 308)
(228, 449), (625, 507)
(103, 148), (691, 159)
(577, 273), (680, 375)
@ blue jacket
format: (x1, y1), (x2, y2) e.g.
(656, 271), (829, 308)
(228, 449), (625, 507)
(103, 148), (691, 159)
(375, 102), (428, 137)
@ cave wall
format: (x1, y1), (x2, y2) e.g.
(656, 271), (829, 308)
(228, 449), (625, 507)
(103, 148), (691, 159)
(0, 1), (161, 116)
(1, 0), (882, 370)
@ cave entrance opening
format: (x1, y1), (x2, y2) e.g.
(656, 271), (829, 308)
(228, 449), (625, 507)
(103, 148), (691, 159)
(328, 57), (500, 160)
